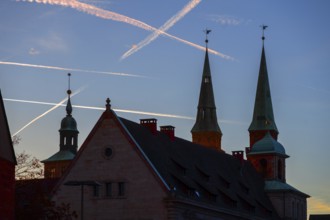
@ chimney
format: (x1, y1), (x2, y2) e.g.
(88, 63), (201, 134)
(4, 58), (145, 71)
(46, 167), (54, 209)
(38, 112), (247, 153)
(232, 151), (244, 162)
(160, 125), (175, 141)
(140, 118), (157, 134)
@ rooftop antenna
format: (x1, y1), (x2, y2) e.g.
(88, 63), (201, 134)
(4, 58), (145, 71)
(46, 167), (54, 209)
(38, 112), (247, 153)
(204, 28), (212, 46)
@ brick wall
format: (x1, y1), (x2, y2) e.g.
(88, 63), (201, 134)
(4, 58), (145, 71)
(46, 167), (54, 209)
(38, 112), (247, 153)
(52, 115), (168, 220)
(0, 158), (15, 220)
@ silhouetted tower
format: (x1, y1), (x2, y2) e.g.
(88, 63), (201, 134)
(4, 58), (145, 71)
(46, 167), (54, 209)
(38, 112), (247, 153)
(248, 26), (278, 149)
(247, 26), (288, 182)
(191, 30), (222, 151)
(247, 28), (309, 220)
(42, 73), (79, 178)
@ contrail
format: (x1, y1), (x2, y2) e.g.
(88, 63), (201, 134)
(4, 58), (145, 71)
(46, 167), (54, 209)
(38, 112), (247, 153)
(10, 87), (85, 137)
(0, 61), (143, 78)
(121, 0), (202, 59)
(19, 0), (232, 59)
(4, 98), (244, 125)
(4, 97), (193, 120)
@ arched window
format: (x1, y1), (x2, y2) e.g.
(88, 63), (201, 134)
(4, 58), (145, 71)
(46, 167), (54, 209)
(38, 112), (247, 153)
(259, 159), (267, 178)
(278, 159), (283, 180)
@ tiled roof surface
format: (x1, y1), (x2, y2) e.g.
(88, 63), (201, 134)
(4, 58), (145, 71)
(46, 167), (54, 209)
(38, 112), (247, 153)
(120, 117), (279, 219)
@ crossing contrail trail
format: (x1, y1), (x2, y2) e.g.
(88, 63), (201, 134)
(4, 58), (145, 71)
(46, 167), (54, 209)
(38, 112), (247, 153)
(4, 98), (245, 125)
(19, 0), (232, 59)
(0, 61), (144, 78)
(121, 0), (202, 59)
(10, 87), (85, 137)
(4, 98), (194, 120)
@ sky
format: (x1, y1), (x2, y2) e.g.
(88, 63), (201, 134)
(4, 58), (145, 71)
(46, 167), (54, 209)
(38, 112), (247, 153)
(1, 0), (330, 215)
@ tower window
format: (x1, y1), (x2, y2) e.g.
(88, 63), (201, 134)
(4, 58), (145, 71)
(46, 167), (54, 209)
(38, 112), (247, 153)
(278, 159), (283, 180)
(204, 77), (210, 83)
(50, 168), (56, 178)
(259, 159), (267, 178)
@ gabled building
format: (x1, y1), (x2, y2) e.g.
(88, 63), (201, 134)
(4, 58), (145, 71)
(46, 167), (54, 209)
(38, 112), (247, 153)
(52, 98), (279, 220)
(246, 32), (309, 220)
(0, 90), (17, 220)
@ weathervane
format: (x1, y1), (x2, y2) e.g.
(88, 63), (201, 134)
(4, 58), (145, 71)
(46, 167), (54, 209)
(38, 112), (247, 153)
(260, 24), (268, 41)
(204, 28), (212, 45)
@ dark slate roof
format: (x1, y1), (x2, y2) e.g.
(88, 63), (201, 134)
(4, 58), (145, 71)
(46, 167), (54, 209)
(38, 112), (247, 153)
(119, 117), (279, 219)
(42, 150), (76, 162)
(191, 47), (221, 134)
(248, 132), (288, 157)
(265, 180), (309, 198)
(0, 90), (16, 164)
(249, 45), (278, 133)
(310, 215), (330, 220)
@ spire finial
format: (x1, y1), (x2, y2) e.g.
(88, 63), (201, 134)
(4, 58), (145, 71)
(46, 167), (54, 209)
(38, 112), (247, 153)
(67, 73), (72, 96)
(105, 98), (111, 111)
(66, 73), (72, 116)
(204, 29), (212, 46)
(261, 25), (268, 42)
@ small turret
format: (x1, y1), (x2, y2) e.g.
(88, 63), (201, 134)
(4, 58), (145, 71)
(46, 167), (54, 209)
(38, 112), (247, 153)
(42, 73), (79, 178)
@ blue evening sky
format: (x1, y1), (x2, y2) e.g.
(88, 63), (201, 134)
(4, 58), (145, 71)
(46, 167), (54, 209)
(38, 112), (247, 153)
(0, 0), (329, 214)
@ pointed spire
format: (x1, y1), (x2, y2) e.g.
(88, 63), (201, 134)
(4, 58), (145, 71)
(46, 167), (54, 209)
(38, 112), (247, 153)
(249, 26), (278, 145)
(191, 31), (222, 150)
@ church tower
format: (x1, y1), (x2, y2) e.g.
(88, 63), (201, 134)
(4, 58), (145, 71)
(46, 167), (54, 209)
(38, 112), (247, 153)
(248, 27), (279, 149)
(42, 73), (79, 178)
(191, 30), (222, 151)
(247, 27), (309, 219)
(247, 26), (287, 182)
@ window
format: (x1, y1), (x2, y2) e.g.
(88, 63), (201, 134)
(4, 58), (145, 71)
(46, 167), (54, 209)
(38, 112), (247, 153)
(278, 159), (283, 180)
(259, 159), (268, 178)
(93, 185), (100, 197)
(118, 182), (125, 196)
(106, 182), (112, 197)
(50, 168), (56, 178)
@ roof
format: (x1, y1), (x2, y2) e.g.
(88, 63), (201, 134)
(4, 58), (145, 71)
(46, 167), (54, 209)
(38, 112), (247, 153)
(191, 47), (221, 134)
(119, 116), (279, 219)
(248, 132), (288, 157)
(309, 215), (330, 220)
(249, 45), (278, 133)
(42, 150), (76, 162)
(0, 90), (16, 164)
(265, 180), (310, 198)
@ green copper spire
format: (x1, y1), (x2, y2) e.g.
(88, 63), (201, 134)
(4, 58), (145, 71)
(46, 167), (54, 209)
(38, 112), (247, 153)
(248, 30), (278, 133)
(191, 31), (221, 134)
